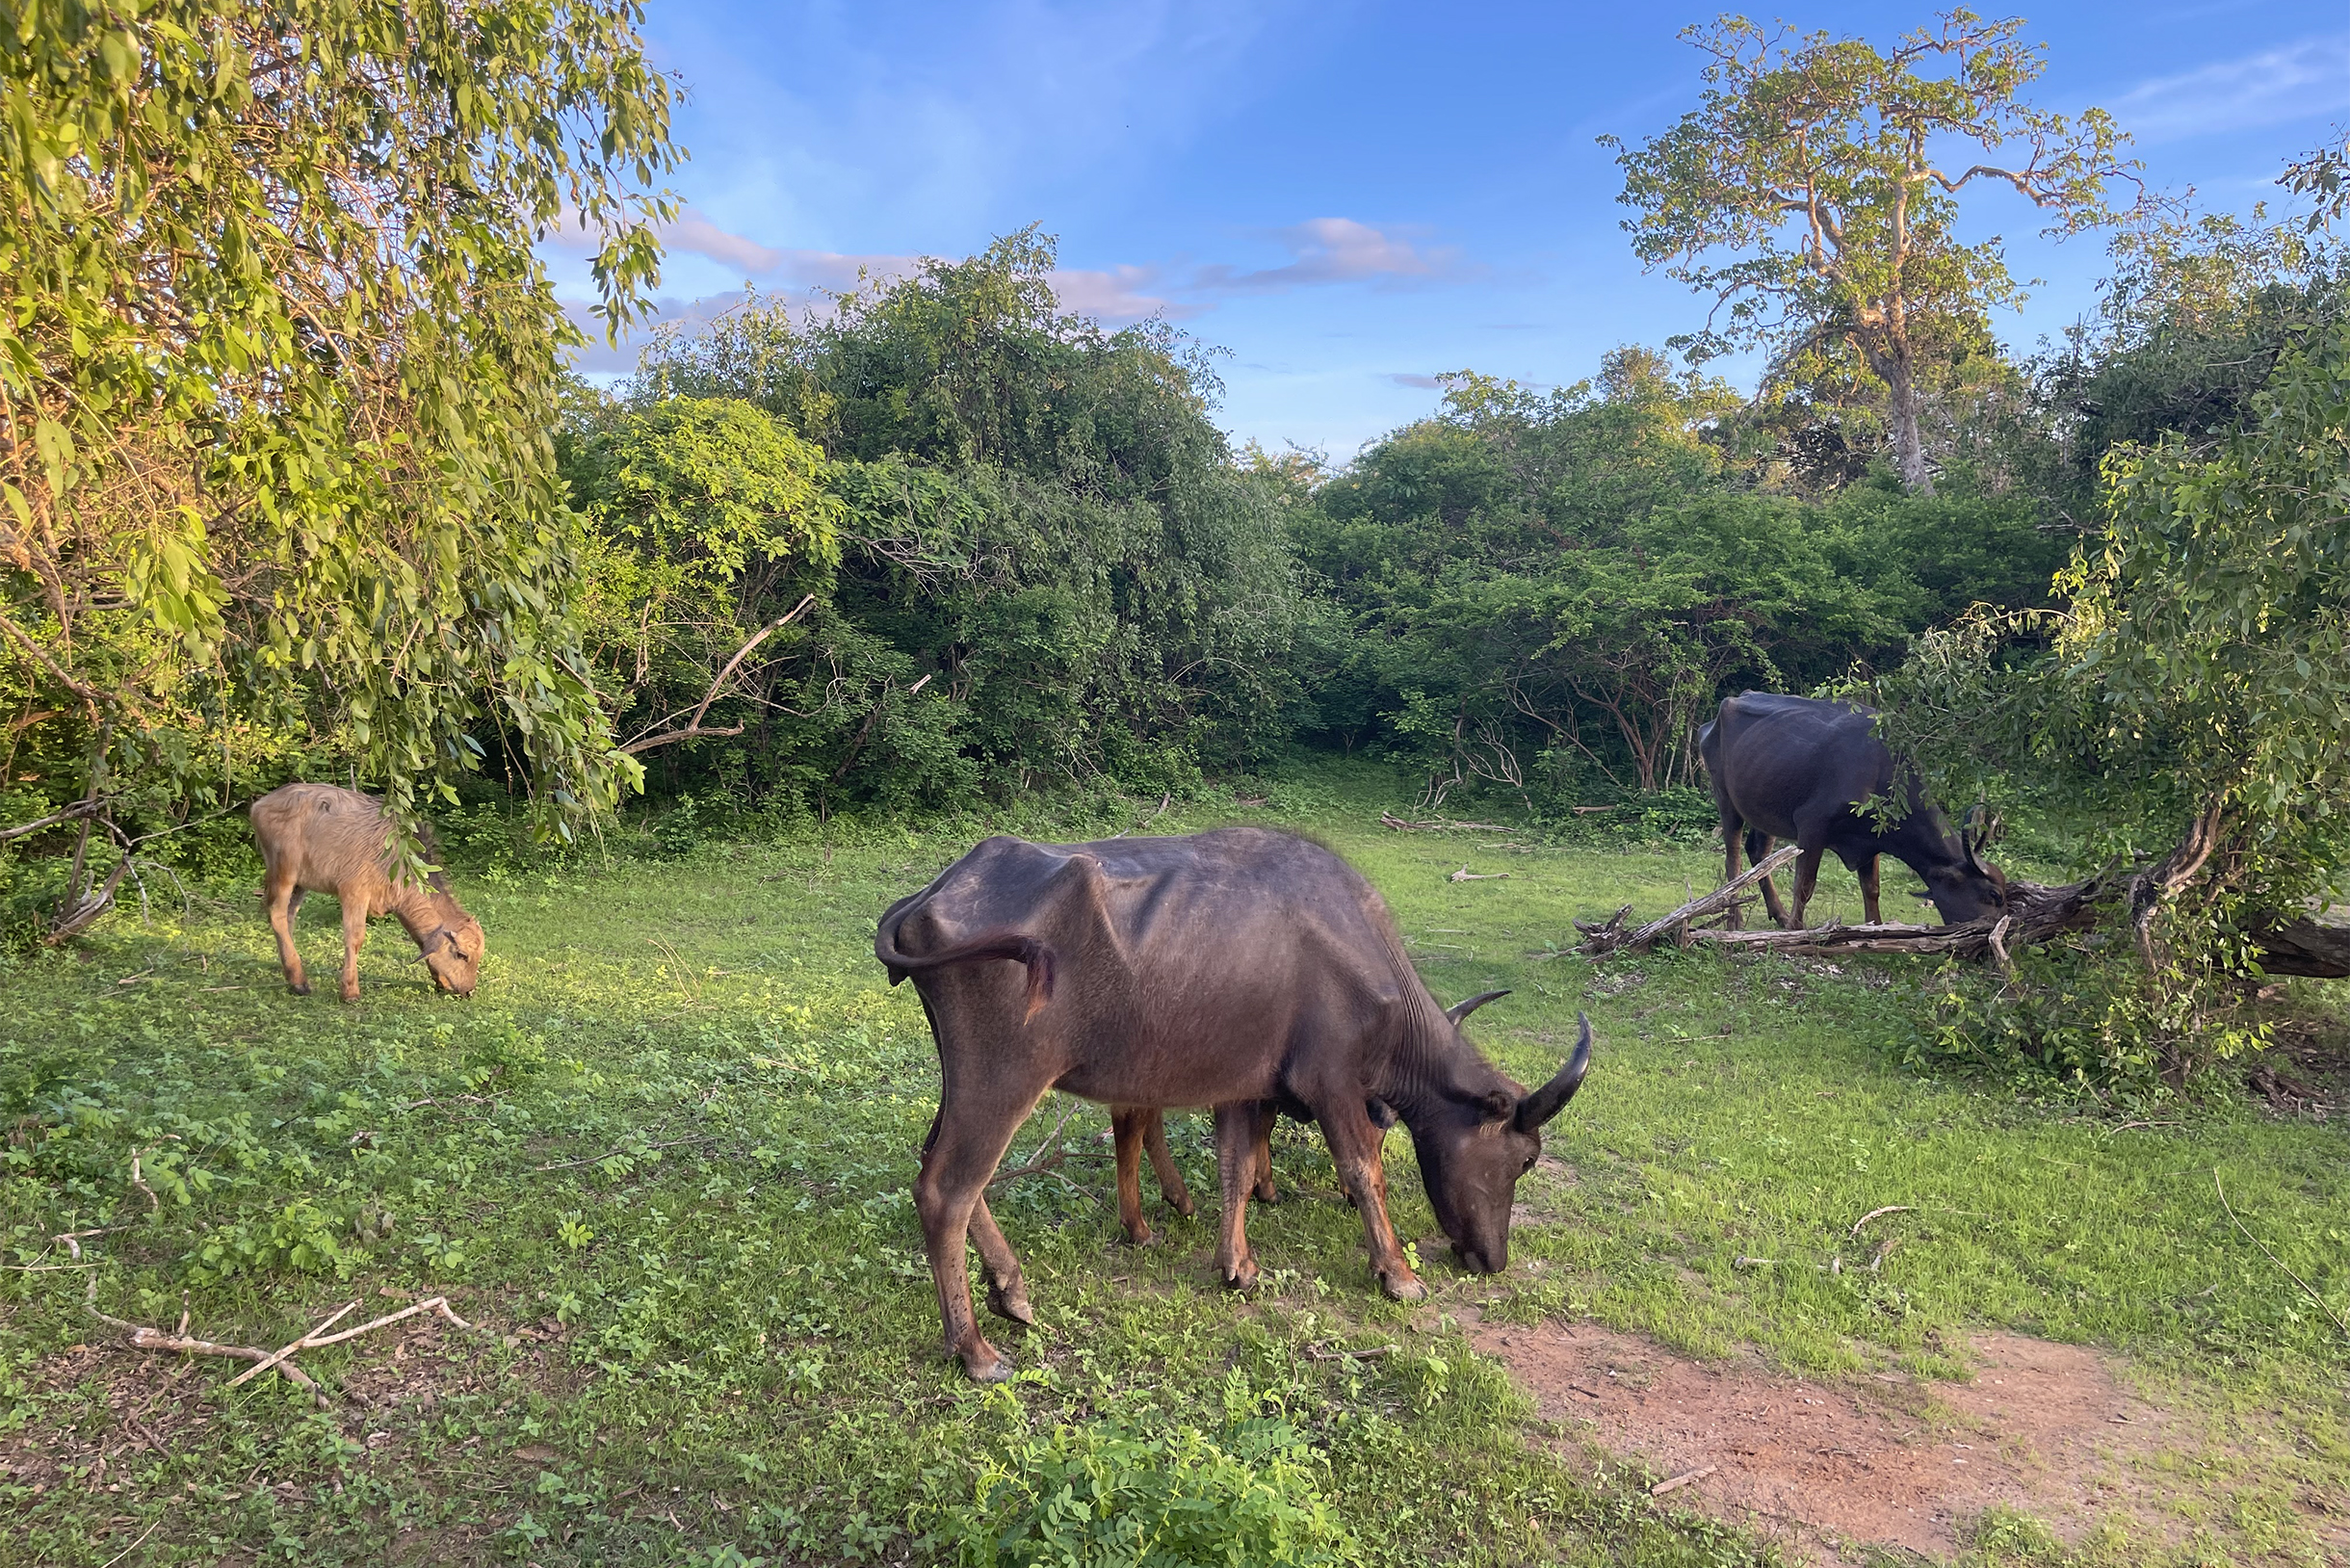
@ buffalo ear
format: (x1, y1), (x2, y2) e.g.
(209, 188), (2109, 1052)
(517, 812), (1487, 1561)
(1478, 1088), (1514, 1121)
(1513, 1012), (1594, 1134)
(1445, 989), (1511, 1027)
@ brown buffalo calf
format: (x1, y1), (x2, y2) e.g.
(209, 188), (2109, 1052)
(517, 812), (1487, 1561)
(1106, 1107), (1283, 1244)
(250, 784), (485, 1003)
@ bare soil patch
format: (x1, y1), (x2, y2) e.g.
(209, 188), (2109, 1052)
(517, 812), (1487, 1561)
(1469, 1316), (2180, 1563)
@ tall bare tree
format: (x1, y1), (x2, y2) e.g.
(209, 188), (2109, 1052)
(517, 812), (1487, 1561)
(1606, 11), (2137, 493)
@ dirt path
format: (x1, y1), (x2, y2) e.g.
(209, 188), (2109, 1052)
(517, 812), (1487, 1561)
(1468, 1316), (2182, 1563)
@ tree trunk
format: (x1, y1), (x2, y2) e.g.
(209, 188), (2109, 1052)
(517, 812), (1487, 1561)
(1885, 355), (1933, 495)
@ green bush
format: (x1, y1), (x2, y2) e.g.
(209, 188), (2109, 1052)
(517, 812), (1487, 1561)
(950, 1418), (1361, 1568)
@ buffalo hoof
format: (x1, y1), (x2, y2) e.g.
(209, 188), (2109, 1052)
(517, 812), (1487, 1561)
(1171, 1196), (1197, 1219)
(959, 1343), (1013, 1383)
(1379, 1271), (1427, 1303)
(1253, 1183), (1279, 1205)
(288, 982), (310, 997)
(1222, 1257), (1260, 1293)
(985, 1280), (1035, 1325)
(1116, 1225), (1157, 1247)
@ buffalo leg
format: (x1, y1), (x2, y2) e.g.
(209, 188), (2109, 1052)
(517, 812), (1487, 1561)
(1213, 1102), (1262, 1290)
(1110, 1107), (1155, 1244)
(1310, 1092), (1423, 1302)
(916, 1087), (1044, 1382)
(1746, 827), (1790, 928)
(336, 894), (368, 1003)
(1720, 810), (1747, 930)
(1788, 847), (1824, 929)
(1251, 1107), (1277, 1203)
(967, 1194), (1032, 1325)
(1141, 1111), (1194, 1218)
(264, 870), (309, 995)
(1858, 853), (1882, 925)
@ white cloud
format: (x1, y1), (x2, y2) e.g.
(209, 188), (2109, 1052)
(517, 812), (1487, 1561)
(554, 210), (1482, 373)
(1049, 264), (1189, 323)
(2107, 33), (2350, 142)
(563, 293), (751, 374)
(547, 205), (917, 290)
(1188, 219), (1473, 296)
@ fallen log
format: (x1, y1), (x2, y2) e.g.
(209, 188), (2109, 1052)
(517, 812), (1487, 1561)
(1580, 846), (1797, 955)
(1580, 863), (2112, 961)
(2245, 913), (2350, 979)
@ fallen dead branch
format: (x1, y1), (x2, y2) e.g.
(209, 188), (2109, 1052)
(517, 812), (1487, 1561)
(1651, 1463), (1716, 1497)
(1111, 793), (1174, 838)
(61, 1236), (473, 1405)
(1448, 866), (1509, 882)
(986, 1097), (1099, 1201)
(1378, 812), (1513, 832)
(1300, 1342), (1398, 1362)
(1578, 846), (1797, 955)
(1848, 1205), (1915, 1239)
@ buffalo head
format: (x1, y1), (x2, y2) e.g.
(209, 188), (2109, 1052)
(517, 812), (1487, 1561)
(423, 916), (485, 996)
(1922, 808), (2008, 924)
(1410, 996), (1593, 1276)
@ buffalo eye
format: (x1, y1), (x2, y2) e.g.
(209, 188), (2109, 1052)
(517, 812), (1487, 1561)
(1520, 1152), (1537, 1176)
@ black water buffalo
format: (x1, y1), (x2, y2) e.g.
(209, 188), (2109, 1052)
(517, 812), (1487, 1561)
(1699, 692), (2006, 929)
(875, 828), (1592, 1381)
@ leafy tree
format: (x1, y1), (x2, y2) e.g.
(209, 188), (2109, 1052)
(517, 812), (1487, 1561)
(1606, 10), (2135, 493)
(0, 0), (679, 927)
(601, 234), (1302, 810)
(1292, 369), (1928, 805)
(561, 397), (842, 757)
(2281, 129), (2350, 233)
(1875, 320), (2350, 1081)
(2034, 206), (2345, 499)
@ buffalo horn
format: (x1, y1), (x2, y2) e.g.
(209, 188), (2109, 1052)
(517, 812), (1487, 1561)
(1513, 1012), (1594, 1134)
(1445, 988), (1512, 1026)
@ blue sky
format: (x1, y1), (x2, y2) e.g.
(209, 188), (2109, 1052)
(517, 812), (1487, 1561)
(546, 1), (2350, 460)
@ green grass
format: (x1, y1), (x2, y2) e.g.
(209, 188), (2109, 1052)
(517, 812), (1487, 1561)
(2, 768), (2344, 1565)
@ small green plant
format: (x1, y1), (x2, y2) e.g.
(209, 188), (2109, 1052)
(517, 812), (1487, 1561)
(951, 1418), (1361, 1568)
(557, 1212), (595, 1250)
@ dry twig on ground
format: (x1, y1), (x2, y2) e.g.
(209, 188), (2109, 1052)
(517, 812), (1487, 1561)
(2213, 1171), (2350, 1341)
(61, 1235), (472, 1406)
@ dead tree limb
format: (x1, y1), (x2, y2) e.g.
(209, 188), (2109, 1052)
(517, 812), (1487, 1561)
(1583, 863), (2115, 962)
(2245, 913), (2350, 979)
(619, 593), (816, 756)
(1580, 846), (1798, 955)
(62, 1236), (472, 1404)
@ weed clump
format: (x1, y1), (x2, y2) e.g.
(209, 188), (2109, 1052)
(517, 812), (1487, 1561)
(951, 1417), (1360, 1567)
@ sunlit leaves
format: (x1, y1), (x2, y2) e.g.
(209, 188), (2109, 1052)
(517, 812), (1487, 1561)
(0, 0), (681, 842)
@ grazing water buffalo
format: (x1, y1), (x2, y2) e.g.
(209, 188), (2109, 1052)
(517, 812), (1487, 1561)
(875, 828), (1592, 1381)
(250, 784), (485, 1002)
(1699, 692), (2006, 929)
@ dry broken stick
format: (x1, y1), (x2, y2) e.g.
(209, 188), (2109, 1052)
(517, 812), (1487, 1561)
(1449, 866), (1510, 882)
(1579, 846), (1798, 955)
(985, 1096), (1098, 1200)
(1651, 1463), (1717, 1497)
(62, 1235), (471, 1406)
